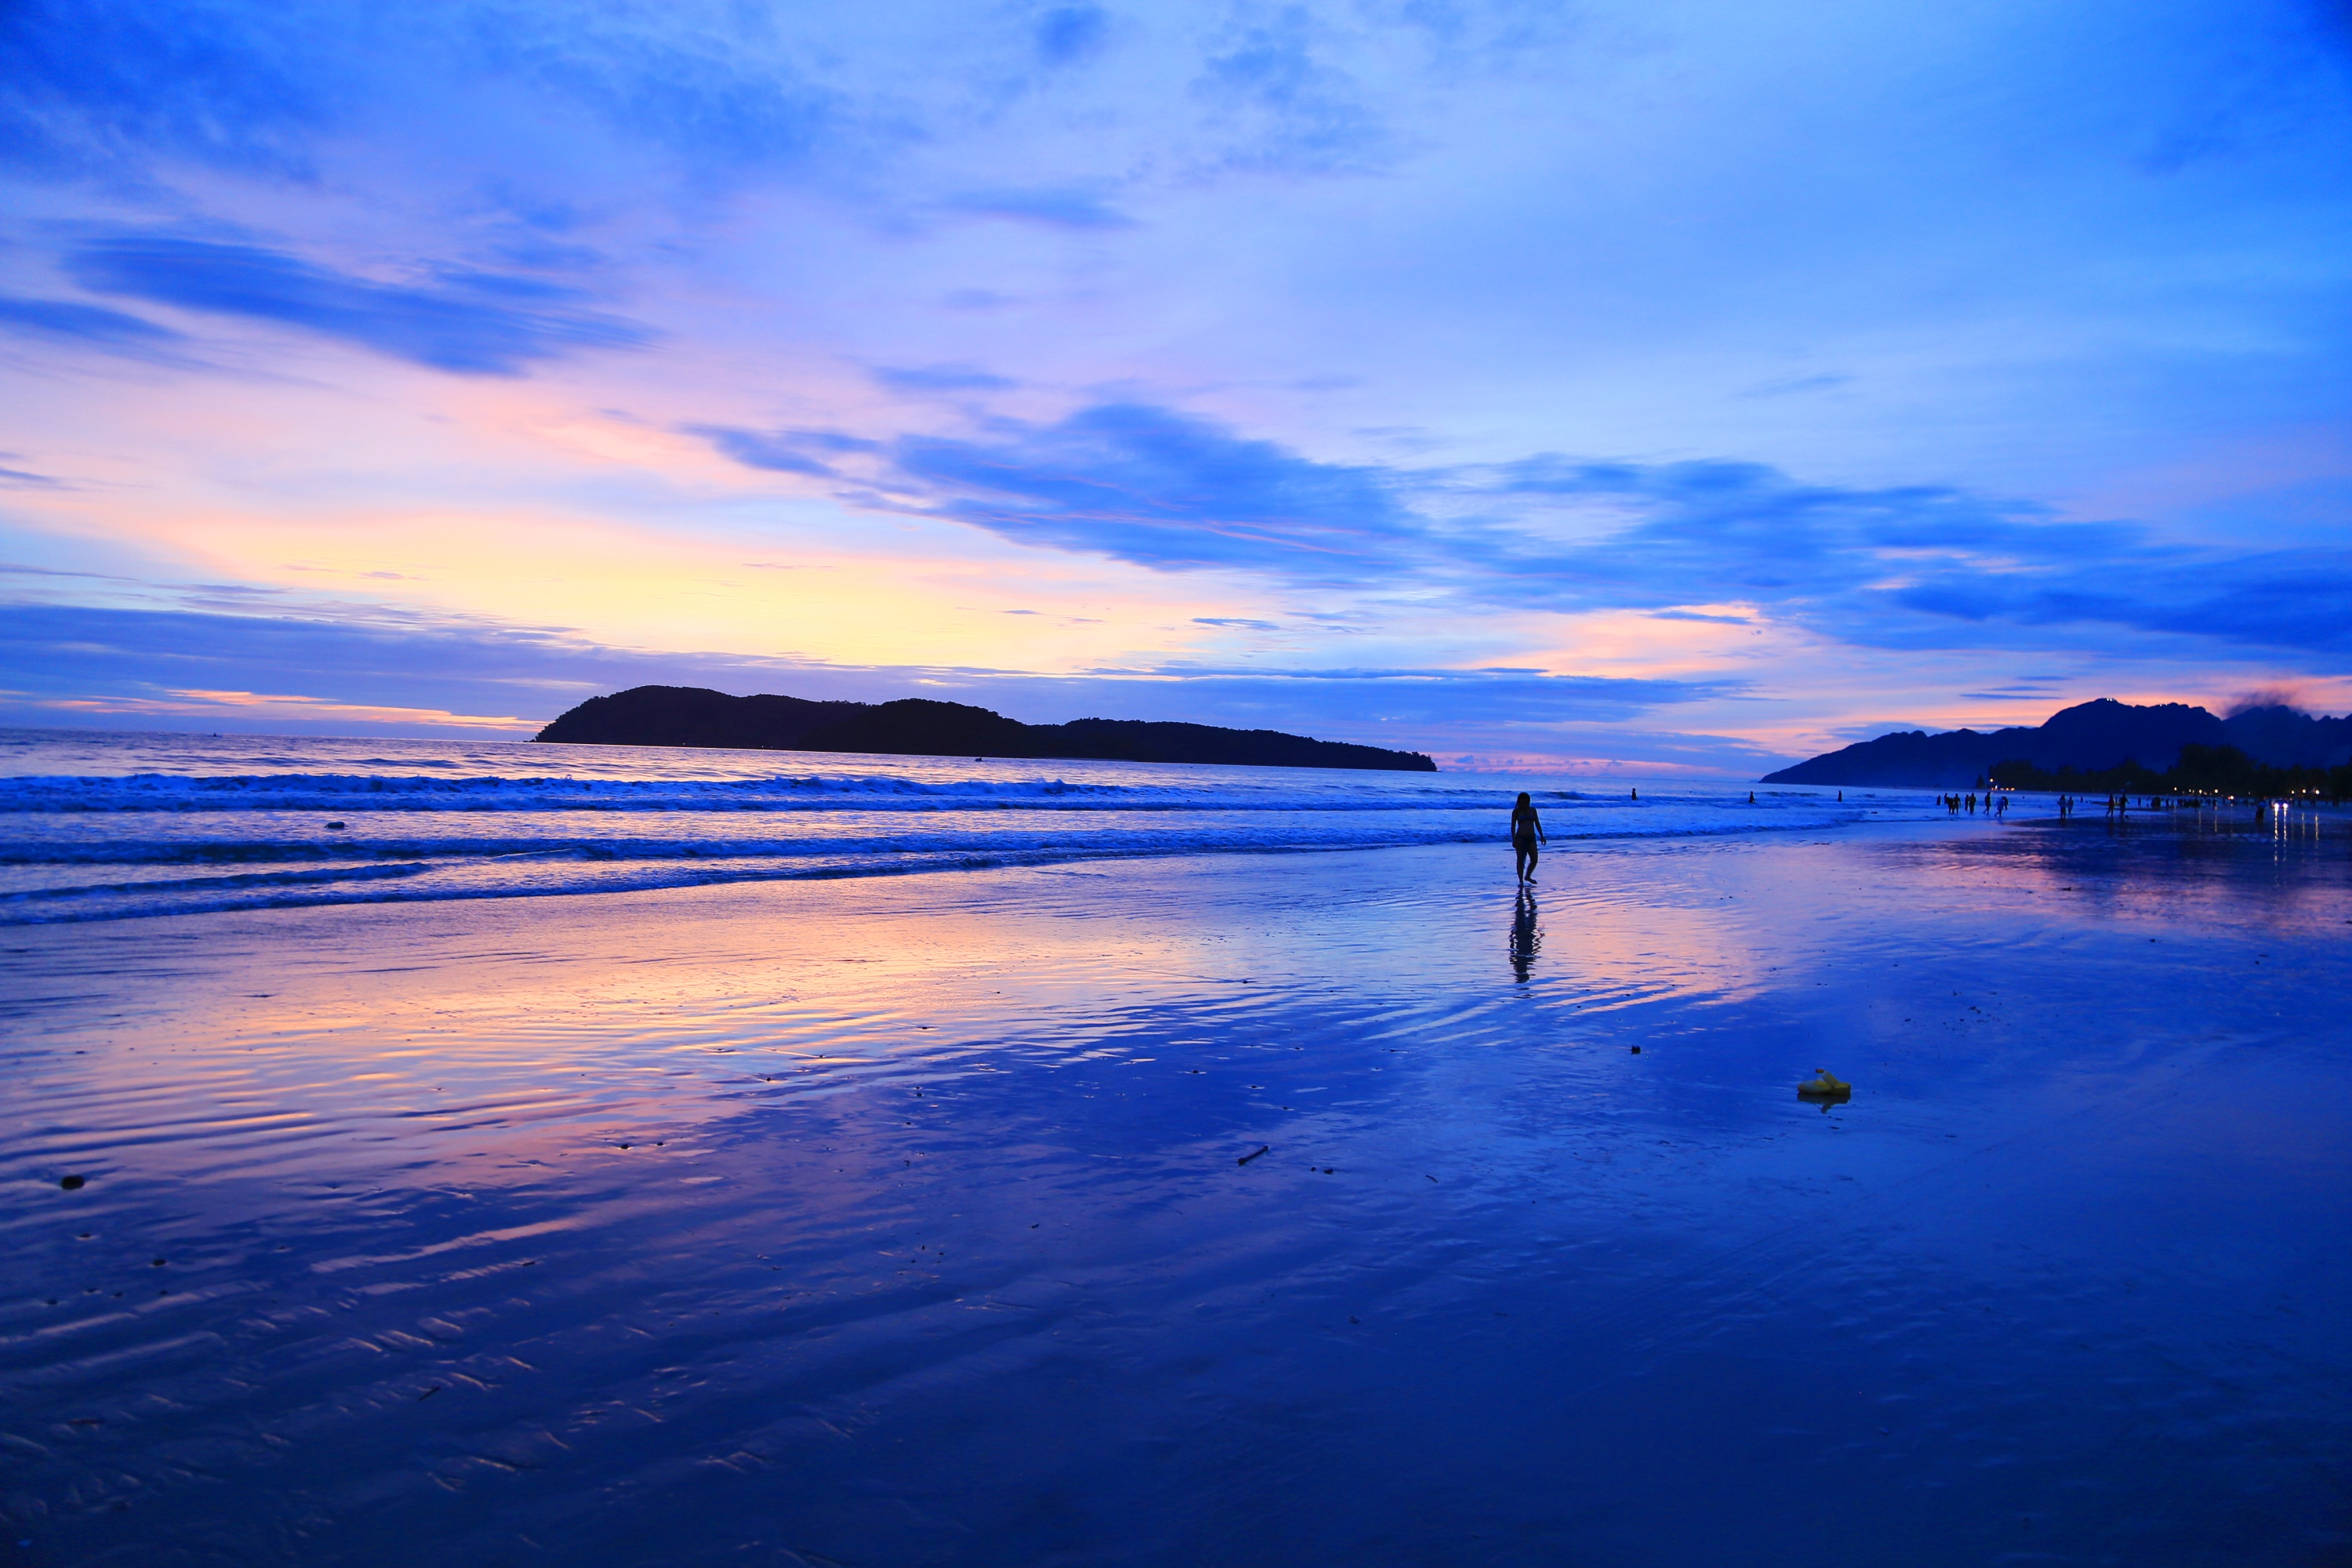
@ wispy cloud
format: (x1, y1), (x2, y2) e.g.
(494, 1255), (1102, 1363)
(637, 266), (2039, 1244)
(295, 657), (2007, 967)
(1737, 372), (1853, 399)
(872, 362), (1018, 394)
(1650, 609), (1752, 625)
(0, 597), (1740, 761)
(940, 189), (1134, 230)
(1190, 7), (1396, 175)
(1457, 456), (2352, 661)
(693, 402), (2352, 666)
(31, 688), (535, 730)
(1036, 5), (1110, 66)
(0, 293), (190, 361)
(67, 237), (655, 374)
(688, 423), (877, 477)
(0, 0), (844, 180)
(886, 403), (1422, 575)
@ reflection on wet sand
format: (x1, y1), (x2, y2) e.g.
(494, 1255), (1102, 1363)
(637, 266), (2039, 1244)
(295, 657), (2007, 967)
(1509, 887), (1541, 982)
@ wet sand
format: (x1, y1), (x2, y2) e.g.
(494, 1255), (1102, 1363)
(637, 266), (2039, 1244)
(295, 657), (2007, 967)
(3, 817), (2347, 1566)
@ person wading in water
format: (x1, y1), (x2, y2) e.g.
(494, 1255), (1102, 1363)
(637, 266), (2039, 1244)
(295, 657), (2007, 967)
(1511, 792), (1548, 884)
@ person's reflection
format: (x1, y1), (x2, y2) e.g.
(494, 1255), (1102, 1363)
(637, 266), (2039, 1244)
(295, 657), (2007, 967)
(1509, 887), (1542, 982)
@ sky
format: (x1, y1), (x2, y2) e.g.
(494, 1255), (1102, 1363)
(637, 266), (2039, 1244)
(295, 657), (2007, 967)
(2, 0), (2349, 774)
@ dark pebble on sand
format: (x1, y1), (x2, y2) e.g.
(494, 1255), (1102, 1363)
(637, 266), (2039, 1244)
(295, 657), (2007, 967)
(60, 1174), (85, 1190)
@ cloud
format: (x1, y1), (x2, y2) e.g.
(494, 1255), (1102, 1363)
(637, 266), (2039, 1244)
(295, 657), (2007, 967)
(1737, 372), (1853, 399)
(0, 0), (842, 181)
(1052, 663), (1730, 725)
(872, 362), (1018, 393)
(1189, 7), (1396, 175)
(1438, 455), (2352, 662)
(0, 0), (332, 177)
(36, 688), (534, 730)
(1868, 547), (2352, 659)
(940, 188), (1136, 230)
(1194, 617), (1280, 630)
(691, 396), (2352, 666)
(0, 598), (739, 731)
(66, 236), (655, 374)
(887, 403), (1423, 575)
(688, 423), (878, 477)
(1650, 609), (1751, 625)
(0, 597), (1741, 765)
(1036, 5), (1110, 67)
(2226, 683), (2315, 715)
(0, 293), (190, 361)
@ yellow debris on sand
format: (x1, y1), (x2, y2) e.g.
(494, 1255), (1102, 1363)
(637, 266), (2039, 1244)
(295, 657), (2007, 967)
(1798, 1069), (1851, 1099)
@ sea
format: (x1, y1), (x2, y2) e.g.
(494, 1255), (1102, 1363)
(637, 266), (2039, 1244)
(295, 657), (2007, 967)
(0, 728), (1906, 925)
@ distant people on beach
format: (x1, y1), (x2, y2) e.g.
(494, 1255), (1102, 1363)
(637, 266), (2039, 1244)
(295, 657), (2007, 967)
(1511, 792), (1547, 883)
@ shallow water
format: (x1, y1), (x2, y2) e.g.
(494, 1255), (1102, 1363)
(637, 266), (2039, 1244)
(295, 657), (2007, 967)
(2, 800), (2347, 1566)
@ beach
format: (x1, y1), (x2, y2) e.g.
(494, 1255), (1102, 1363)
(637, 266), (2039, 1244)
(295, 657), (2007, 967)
(2, 742), (2347, 1566)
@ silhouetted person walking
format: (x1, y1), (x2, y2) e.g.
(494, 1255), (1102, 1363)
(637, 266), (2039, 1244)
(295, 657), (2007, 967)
(1511, 792), (1547, 883)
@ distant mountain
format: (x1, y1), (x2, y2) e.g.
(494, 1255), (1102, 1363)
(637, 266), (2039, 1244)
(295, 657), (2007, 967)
(535, 685), (1439, 772)
(1761, 699), (2352, 787)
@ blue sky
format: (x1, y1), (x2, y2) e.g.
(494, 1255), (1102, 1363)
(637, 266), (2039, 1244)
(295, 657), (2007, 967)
(2, 0), (2348, 771)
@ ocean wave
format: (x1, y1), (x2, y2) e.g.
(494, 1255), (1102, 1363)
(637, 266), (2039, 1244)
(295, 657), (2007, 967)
(0, 811), (1879, 924)
(0, 732), (1886, 924)
(0, 771), (1506, 815)
(1, 859), (434, 904)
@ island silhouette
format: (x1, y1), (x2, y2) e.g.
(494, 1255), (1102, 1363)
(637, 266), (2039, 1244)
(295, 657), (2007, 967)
(1763, 698), (2352, 789)
(535, 685), (1439, 771)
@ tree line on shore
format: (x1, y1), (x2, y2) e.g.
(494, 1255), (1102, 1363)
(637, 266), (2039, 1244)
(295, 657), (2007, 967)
(1988, 743), (2352, 800)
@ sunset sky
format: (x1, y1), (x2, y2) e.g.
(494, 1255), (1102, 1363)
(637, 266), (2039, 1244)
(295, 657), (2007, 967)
(4, 0), (2349, 772)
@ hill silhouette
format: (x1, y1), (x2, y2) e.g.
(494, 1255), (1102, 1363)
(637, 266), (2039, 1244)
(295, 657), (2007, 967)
(1762, 699), (2352, 787)
(535, 686), (1438, 772)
